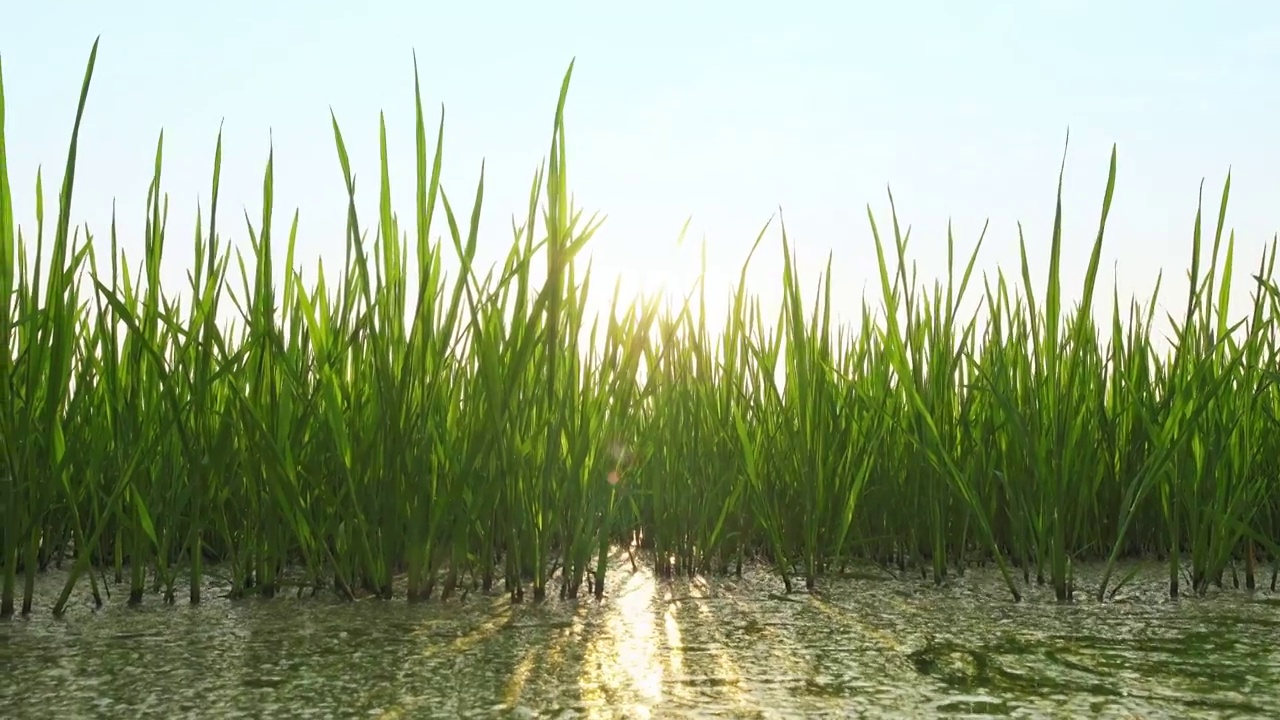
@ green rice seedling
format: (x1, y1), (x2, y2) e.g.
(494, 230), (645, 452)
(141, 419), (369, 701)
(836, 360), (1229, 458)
(1165, 206), (1280, 596)
(1094, 186), (1259, 601)
(640, 247), (755, 580)
(866, 193), (1022, 601)
(0, 52), (12, 618)
(1, 38), (99, 617)
(771, 226), (887, 590)
(960, 143), (1118, 602)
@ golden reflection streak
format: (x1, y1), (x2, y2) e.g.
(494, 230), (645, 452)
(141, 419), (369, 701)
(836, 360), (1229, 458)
(378, 594), (516, 719)
(714, 591), (819, 713)
(578, 565), (665, 718)
(503, 645), (539, 708)
(677, 575), (760, 714)
(664, 594), (683, 680)
(449, 597), (511, 654)
(502, 601), (592, 707)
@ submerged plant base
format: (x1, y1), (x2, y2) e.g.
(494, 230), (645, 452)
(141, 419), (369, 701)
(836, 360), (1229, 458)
(1, 41), (1278, 619)
(15, 546), (1277, 616)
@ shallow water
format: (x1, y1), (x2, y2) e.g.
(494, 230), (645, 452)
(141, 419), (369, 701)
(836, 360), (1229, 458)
(1, 558), (1278, 718)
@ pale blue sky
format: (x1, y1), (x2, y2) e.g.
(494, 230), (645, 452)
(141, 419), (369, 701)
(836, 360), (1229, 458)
(3, 1), (1278, 338)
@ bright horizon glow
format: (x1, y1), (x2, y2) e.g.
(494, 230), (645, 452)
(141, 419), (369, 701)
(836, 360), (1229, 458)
(2, 1), (1278, 349)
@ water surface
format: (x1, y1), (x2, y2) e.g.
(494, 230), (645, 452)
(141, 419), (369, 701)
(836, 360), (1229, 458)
(1, 558), (1277, 718)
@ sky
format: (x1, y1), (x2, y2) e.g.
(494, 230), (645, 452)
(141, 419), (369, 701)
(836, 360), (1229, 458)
(2, 0), (1278, 343)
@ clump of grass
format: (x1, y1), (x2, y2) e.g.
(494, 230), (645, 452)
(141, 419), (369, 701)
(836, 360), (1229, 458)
(1, 40), (1278, 617)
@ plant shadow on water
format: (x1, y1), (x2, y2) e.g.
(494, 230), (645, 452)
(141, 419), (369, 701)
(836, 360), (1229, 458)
(1, 559), (1278, 718)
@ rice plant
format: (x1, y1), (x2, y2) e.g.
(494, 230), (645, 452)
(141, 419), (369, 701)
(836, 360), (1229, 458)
(1, 40), (1278, 618)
